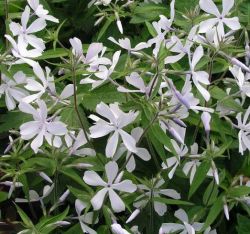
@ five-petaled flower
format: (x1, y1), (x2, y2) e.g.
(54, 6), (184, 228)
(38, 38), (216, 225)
(19, 100), (67, 153)
(89, 102), (139, 158)
(83, 161), (137, 212)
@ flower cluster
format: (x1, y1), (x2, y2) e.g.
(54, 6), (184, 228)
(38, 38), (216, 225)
(1, 0), (250, 233)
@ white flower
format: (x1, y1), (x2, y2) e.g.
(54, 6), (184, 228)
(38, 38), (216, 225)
(111, 223), (130, 234)
(160, 208), (203, 234)
(0, 181), (23, 198)
(236, 107), (250, 155)
(114, 127), (151, 172)
(0, 71), (28, 110)
(108, 37), (149, 54)
(230, 65), (250, 99)
(195, 27), (234, 49)
(15, 184), (54, 204)
(22, 64), (51, 103)
(5, 35), (41, 67)
(115, 11), (123, 34)
(10, 5), (46, 51)
(80, 51), (121, 89)
(27, 0), (59, 23)
(89, 102), (138, 158)
(134, 178), (180, 216)
(83, 161), (137, 212)
(88, 0), (112, 7)
(182, 143), (202, 184)
(207, 160), (219, 185)
(199, 0), (240, 38)
(75, 199), (97, 234)
(69, 37), (111, 69)
(201, 112), (211, 136)
(147, 0), (175, 57)
(188, 45), (210, 101)
(162, 140), (188, 179)
(69, 130), (96, 156)
(165, 25), (198, 64)
(117, 72), (153, 97)
(19, 100), (67, 153)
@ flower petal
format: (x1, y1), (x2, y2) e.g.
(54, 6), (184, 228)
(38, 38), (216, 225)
(83, 171), (107, 186)
(108, 189), (125, 213)
(91, 188), (108, 210)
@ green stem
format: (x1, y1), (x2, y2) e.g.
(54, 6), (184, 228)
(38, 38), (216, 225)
(4, 0), (9, 47)
(72, 63), (94, 149)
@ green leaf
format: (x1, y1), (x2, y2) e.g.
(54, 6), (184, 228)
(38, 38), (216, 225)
(150, 123), (175, 153)
(0, 111), (31, 133)
(188, 160), (211, 199)
(203, 195), (224, 229)
(81, 84), (126, 111)
(210, 86), (243, 112)
(15, 204), (34, 228)
(130, 3), (168, 24)
(36, 207), (69, 233)
(145, 21), (157, 37)
(37, 48), (68, 60)
(153, 197), (194, 206)
(60, 168), (91, 192)
(237, 214), (250, 234)
(0, 191), (8, 202)
(228, 186), (250, 198)
(203, 181), (218, 206)
(97, 18), (113, 41)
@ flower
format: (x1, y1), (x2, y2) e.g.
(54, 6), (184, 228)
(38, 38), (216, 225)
(188, 45), (210, 101)
(182, 143), (202, 184)
(15, 184), (54, 204)
(69, 130), (96, 156)
(75, 199), (97, 234)
(133, 178), (180, 216)
(83, 161), (137, 212)
(236, 106), (250, 154)
(162, 140), (188, 179)
(0, 71), (28, 110)
(10, 5), (46, 51)
(201, 112), (211, 137)
(80, 51), (121, 89)
(108, 37), (149, 54)
(159, 208), (204, 234)
(199, 0), (240, 39)
(19, 100), (67, 153)
(117, 72), (152, 97)
(147, 0), (176, 57)
(165, 25), (198, 64)
(22, 64), (51, 103)
(69, 37), (110, 68)
(5, 35), (41, 67)
(111, 223), (130, 234)
(229, 65), (250, 99)
(0, 181), (23, 198)
(114, 127), (151, 172)
(89, 102), (138, 158)
(27, 0), (59, 23)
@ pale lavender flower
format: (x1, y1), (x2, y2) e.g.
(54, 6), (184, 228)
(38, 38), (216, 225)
(19, 100), (67, 153)
(133, 178), (180, 216)
(10, 5), (46, 51)
(160, 209), (203, 234)
(27, 0), (59, 23)
(0, 71), (28, 110)
(83, 161), (137, 212)
(199, 0), (240, 39)
(89, 102), (138, 157)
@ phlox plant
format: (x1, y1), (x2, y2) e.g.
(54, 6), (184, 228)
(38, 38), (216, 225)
(1, 0), (250, 233)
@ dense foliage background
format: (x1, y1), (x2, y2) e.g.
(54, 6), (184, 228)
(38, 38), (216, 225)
(1, 0), (250, 233)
